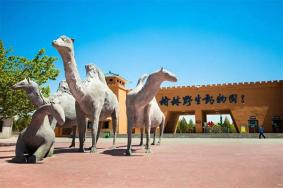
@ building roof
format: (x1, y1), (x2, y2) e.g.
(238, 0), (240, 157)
(105, 71), (128, 82)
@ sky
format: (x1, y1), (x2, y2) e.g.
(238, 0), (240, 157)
(0, 0), (283, 93)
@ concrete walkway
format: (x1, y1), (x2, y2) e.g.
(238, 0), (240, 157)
(0, 138), (283, 188)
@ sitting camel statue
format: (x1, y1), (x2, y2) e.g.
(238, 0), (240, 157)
(12, 103), (65, 163)
(134, 74), (166, 146)
(12, 78), (77, 147)
(52, 35), (119, 153)
(126, 68), (177, 156)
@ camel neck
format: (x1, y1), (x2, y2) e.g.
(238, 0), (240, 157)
(26, 88), (47, 107)
(134, 74), (162, 108)
(30, 105), (52, 127)
(61, 51), (85, 101)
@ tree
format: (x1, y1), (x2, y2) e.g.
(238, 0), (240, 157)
(13, 114), (32, 132)
(222, 116), (232, 133)
(177, 117), (188, 133)
(0, 40), (59, 119)
(187, 119), (195, 133)
(223, 116), (231, 128)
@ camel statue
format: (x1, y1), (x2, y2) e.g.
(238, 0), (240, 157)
(12, 78), (77, 147)
(126, 68), (177, 156)
(12, 64), (106, 148)
(134, 74), (165, 146)
(52, 35), (119, 153)
(85, 64), (107, 84)
(12, 103), (65, 163)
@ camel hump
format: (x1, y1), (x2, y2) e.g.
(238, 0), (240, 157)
(85, 64), (107, 84)
(57, 80), (71, 93)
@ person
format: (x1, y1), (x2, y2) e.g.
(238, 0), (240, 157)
(259, 126), (266, 139)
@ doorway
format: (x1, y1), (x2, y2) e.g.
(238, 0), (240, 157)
(203, 110), (238, 133)
(176, 115), (196, 133)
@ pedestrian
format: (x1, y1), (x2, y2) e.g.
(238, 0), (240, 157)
(259, 126), (266, 139)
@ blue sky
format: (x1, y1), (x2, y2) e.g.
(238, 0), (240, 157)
(1, 0), (282, 93)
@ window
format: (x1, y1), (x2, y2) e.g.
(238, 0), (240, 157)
(103, 122), (109, 129)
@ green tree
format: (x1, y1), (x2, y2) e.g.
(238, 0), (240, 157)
(177, 117), (188, 133)
(223, 117), (231, 128)
(13, 114), (32, 132)
(0, 40), (59, 119)
(228, 124), (237, 133)
(223, 116), (234, 133)
(187, 119), (195, 133)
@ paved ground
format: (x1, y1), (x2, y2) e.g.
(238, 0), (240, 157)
(0, 137), (283, 188)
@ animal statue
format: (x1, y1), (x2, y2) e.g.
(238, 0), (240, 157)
(126, 68), (177, 156)
(12, 103), (65, 163)
(11, 78), (48, 107)
(85, 64), (107, 84)
(52, 35), (119, 153)
(135, 74), (165, 146)
(11, 64), (106, 148)
(12, 78), (77, 147)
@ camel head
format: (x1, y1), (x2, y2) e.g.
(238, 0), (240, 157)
(136, 74), (149, 86)
(57, 80), (70, 93)
(157, 67), (178, 82)
(52, 35), (75, 54)
(50, 103), (65, 126)
(12, 78), (39, 91)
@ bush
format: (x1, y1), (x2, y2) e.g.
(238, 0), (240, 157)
(228, 124), (237, 133)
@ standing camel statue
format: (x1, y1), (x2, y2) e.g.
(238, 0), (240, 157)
(12, 103), (65, 163)
(126, 68), (177, 156)
(52, 35), (119, 153)
(135, 74), (165, 146)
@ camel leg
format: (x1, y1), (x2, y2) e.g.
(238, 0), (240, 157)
(47, 145), (54, 157)
(145, 123), (151, 153)
(144, 106), (151, 153)
(27, 142), (53, 163)
(12, 135), (27, 163)
(111, 109), (118, 148)
(151, 127), (157, 145)
(139, 128), (144, 146)
(158, 116), (165, 145)
(126, 118), (133, 156)
(90, 109), (101, 153)
(87, 122), (101, 150)
(96, 122), (102, 143)
(75, 102), (87, 152)
(49, 116), (57, 130)
(69, 125), (76, 148)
